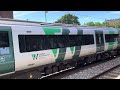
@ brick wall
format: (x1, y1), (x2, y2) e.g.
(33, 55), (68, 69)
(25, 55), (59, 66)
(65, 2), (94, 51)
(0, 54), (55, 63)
(0, 11), (13, 19)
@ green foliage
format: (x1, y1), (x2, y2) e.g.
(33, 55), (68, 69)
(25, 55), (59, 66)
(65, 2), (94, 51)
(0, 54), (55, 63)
(94, 22), (101, 26)
(85, 21), (108, 27)
(114, 21), (120, 28)
(102, 21), (107, 27)
(84, 22), (95, 26)
(55, 14), (80, 25)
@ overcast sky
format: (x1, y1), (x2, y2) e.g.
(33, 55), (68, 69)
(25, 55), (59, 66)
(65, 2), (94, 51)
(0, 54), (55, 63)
(13, 11), (120, 25)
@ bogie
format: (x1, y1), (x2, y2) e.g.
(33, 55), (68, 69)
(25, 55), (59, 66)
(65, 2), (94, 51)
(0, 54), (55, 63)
(44, 67), (53, 75)
(52, 66), (58, 73)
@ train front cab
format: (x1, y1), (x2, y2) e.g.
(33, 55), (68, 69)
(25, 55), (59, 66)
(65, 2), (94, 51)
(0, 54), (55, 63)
(0, 26), (15, 76)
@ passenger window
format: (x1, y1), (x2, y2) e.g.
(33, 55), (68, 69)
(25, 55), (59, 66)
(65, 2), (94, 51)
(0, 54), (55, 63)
(18, 34), (94, 53)
(82, 35), (94, 45)
(105, 34), (118, 42)
(0, 31), (10, 55)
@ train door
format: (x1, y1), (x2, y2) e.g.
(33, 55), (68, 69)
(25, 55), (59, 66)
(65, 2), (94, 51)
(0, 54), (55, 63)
(0, 26), (15, 75)
(95, 30), (104, 52)
(118, 29), (120, 48)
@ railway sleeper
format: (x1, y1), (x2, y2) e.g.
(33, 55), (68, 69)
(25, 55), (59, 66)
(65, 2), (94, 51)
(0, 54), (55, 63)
(10, 70), (42, 79)
(28, 70), (42, 79)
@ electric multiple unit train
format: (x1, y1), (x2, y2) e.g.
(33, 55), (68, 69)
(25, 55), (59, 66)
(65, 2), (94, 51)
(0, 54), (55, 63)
(0, 18), (120, 79)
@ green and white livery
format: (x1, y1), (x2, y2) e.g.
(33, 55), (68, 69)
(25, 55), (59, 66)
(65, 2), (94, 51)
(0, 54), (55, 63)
(0, 18), (119, 78)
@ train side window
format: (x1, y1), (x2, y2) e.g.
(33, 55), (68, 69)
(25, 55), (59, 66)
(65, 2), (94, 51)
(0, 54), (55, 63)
(25, 35), (42, 51)
(69, 35), (78, 46)
(48, 35), (58, 49)
(96, 34), (100, 44)
(18, 35), (26, 53)
(113, 34), (118, 42)
(100, 34), (104, 44)
(0, 32), (9, 47)
(41, 36), (49, 50)
(105, 34), (118, 42)
(18, 34), (94, 53)
(19, 35), (41, 52)
(82, 35), (94, 45)
(56, 35), (65, 48)
(0, 31), (10, 55)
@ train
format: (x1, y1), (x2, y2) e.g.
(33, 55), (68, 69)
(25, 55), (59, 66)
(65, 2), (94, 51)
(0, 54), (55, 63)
(0, 18), (120, 79)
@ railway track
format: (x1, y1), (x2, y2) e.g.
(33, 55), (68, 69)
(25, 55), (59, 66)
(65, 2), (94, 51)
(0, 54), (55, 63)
(7, 55), (119, 79)
(41, 55), (120, 79)
(93, 65), (120, 79)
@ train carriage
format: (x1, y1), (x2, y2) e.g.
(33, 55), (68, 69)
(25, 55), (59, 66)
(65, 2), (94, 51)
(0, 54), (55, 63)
(0, 18), (120, 79)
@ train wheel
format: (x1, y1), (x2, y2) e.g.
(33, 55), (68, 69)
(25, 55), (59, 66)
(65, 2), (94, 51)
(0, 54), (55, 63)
(85, 57), (91, 64)
(101, 53), (105, 61)
(117, 50), (120, 55)
(52, 66), (58, 73)
(45, 67), (52, 75)
(59, 64), (66, 71)
(77, 60), (85, 66)
(69, 61), (77, 67)
(96, 54), (101, 61)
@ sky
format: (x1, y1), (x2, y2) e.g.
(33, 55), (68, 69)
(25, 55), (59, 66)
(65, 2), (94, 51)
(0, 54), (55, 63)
(13, 11), (120, 25)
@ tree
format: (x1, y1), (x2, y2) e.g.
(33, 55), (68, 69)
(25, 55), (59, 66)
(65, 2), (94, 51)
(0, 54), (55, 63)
(94, 22), (101, 26)
(85, 22), (95, 26)
(84, 20), (120, 28)
(102, 21), (107, 27)
(114, 21), (120, 28)
(85, 21), (108, 27)
(55, 14), (80, 25)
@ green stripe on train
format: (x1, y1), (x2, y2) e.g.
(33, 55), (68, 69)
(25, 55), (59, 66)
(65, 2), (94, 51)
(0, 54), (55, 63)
(43, 27), (83, 62)
(43, 27), (70, 62)
(72, 30), (83, 60)
(56, 29), (70, 62)
(43, 27), (60, 59)
(43, 27), (61, 35)
(108, 42), (115, 50)
(70, 47), (75, 54)
(52, 49), (58, 57)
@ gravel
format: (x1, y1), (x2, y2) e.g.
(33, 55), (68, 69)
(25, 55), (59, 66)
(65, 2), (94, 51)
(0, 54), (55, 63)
(48, 56), (120, 79)
(62, 57), (120, 79)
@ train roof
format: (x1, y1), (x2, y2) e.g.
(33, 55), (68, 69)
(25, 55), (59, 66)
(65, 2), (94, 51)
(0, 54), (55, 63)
(0, 18), (119, 30)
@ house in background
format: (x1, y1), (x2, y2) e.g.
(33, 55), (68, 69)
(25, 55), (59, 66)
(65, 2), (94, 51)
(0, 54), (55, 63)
(106, 19), (120, 27)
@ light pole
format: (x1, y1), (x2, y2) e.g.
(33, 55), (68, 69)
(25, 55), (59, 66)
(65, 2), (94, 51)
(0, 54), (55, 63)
(45, 11), (48, 22)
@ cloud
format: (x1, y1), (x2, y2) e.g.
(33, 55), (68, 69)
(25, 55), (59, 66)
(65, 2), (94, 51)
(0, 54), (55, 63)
(14, 11), (41, 17)
(109, 11), (120, 14)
